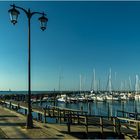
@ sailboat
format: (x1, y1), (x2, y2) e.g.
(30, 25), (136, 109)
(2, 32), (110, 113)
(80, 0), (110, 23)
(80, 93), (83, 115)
(57, 94), (67, 103)
(106, 68), (120, 101)
(90, 69), (97, 101)
(134, 75), (140, 100)
(57, 68), (67, 103)
(77, 74), (86, 102)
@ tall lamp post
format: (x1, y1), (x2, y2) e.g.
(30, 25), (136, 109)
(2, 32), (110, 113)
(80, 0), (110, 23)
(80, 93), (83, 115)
(8, 4), (48, 128)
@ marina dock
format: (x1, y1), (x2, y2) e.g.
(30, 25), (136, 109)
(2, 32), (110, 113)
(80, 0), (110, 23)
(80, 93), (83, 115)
(0, 99), (140, 139)
(0, 105), (78, 139)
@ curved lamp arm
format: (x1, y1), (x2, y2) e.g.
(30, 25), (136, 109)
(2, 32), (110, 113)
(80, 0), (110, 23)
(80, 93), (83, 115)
(10, 4), (46, 18)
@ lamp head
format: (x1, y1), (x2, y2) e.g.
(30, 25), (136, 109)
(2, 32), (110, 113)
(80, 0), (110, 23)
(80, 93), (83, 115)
(38, 13), (48, 31)
(8, 5), (20, 25)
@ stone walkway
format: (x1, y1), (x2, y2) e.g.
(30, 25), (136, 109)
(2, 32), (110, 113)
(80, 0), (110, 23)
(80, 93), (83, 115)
(0, 106), (78, 139)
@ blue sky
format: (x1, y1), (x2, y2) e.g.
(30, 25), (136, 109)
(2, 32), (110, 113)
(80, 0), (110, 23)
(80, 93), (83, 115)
(0, 1), (140, 91)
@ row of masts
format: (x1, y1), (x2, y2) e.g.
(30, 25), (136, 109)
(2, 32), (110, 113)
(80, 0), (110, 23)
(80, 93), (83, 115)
(58, 68), (140, 93)
(90, 68), (140, 93)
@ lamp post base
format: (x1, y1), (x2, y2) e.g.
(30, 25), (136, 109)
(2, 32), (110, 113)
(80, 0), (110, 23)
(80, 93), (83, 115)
(26, 113), (33, 129)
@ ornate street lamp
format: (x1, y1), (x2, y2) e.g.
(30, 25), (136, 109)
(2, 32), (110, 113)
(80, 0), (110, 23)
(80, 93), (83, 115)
(8, 4), (48, 128)
(8, 5), (20, 25)
(38, 13), (48, 31)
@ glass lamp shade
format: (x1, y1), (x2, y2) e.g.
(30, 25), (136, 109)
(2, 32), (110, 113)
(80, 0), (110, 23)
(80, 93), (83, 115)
(38, 15), (48, 31)
(8, 7), (20, 25)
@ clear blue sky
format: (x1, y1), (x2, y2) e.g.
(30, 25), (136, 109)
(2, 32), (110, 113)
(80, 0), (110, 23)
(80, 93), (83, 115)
(0, 1), (140, 91)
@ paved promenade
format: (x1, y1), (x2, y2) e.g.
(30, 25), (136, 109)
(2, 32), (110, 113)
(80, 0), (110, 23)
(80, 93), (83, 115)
(0, 106), (78, 139)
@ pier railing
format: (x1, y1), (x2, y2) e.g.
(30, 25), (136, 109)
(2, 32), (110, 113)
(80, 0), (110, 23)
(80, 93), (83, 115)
(117, 110), (140, 120)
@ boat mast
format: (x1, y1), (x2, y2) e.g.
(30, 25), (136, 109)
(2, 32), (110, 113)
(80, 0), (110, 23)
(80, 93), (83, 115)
(80, 74), (82, 94)
(58, 68), (63, 94)
(114, 72), (117, 91)
(120, 81), (123, 91)
(124, 80), (127, 92)
(98, 79), (100, 92)
(135, 75), (139, 94)
(90, 69), (94, 92)
(90, 68), (96, 93)
(108, 68), (112, 94)
(129, 76), (132, 93)
(93, 69), (96, 92)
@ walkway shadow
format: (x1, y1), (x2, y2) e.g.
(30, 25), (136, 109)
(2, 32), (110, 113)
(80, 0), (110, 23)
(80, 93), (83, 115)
(0, 115), (17, 122)
(0, 122), (26, 126)
(0, 115), (17, 117)
(61, 131), (124, 139)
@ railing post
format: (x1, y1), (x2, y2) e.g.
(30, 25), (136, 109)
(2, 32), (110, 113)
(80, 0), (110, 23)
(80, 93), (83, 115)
(136, 122), (140, 138)
(59, 110), (61, 123)
(56, 108), (59, 123)
(52, 107), (55, 117)
(67, 112), (71, 133)
(116, 118), (121, 136)
(63, 110), (66, 122)
(40, 113), (42, 122)
(9, 101), (11, 109)
(17, 103), (20, 110)
(81, 105), (83, 115)
(48, 106), (51, 117)
(113, 117), (116, 133)
(44, 108), (47, 123)
(4, 100), (6, 108)
(25, 109), (27, 115)
(100, 116), (103, 134)
(70, 111), (72, 124)
(58, 108), (60, 123)
(38, 113), (40, 121)
(85, 115), (88, 135)
(108, 102), (110, 120)
(77, 112), (80, 124)
(88, 102), (91, 115)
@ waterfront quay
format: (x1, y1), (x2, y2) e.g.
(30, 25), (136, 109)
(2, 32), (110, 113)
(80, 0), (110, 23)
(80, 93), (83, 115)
(0, 105), (77, 139)
(0, 99), (140, 139)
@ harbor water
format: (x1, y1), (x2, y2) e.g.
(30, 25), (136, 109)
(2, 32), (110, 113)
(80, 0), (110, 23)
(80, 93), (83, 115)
(1, 91), (140, 123)
(35, 99), (140, 117)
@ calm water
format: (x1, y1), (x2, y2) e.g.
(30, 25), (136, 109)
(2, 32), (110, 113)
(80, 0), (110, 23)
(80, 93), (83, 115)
(35, 100), (140, 117)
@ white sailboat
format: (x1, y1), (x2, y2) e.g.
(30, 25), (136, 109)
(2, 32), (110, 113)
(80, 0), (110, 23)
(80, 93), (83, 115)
(57, 94), (67, 103)
(134, 75), (140, 100)
(106, 68), (120, 101)
(106, 68), (113, 100)
(90, 69), (96, 93)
